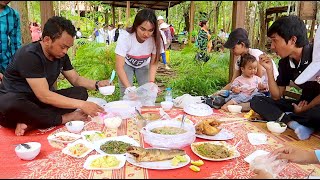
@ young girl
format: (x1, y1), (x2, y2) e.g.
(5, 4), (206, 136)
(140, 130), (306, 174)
(115, 8), (163, 97)
(221, 53), (267, 112)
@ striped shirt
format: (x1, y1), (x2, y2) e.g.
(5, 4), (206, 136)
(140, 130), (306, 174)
(0, 5), (21, 73)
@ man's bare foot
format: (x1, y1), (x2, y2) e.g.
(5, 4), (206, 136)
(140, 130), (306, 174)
(15, 123), (28, 136)
(62, 110), (89, 124)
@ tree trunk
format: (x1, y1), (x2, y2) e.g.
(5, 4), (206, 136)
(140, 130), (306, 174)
(215, 2), (222, 35)
(222, 2), (226, 31)
(10, 1), (31, 45)
(258, 1), (266, 51)
(248, 1), (257, 46)
(118, 7), (122, 23)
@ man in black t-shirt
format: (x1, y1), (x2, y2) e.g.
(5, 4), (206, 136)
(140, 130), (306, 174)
(0, 16), (112, 136)
(250, 15), (320, 140)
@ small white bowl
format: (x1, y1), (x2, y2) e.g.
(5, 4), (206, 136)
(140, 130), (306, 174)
(227, 105), (242, 113)
(161, 101), (174, 111)
(15, 142), (41, 160)
(99, 86), (115, 95)
(267, 121), (287, 134)
(65, 120), (85, 133)
(104, 116), (123, 129)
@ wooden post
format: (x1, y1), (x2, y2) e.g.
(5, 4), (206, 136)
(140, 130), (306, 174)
(166, 9), (169, 22)
(112, 5), (115, 26)
(40, 1), (54, 28)
(188, 1), (195, 45)
(228, 1), (246, 82)
(126, 1), (130, 27)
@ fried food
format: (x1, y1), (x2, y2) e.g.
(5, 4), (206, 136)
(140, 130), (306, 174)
(193, 143), (231, 159)
(195, 118), (221, 136)
(126, 146), (186, 162)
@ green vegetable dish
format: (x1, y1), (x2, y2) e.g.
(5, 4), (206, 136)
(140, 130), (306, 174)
(100, 140), (131, 154)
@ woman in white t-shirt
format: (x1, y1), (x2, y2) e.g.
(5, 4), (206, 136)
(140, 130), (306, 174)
(115, 8), (163, 97)
(214, 28), (279, 111)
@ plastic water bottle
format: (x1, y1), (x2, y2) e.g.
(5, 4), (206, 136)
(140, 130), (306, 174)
(165, 87), (173, 102)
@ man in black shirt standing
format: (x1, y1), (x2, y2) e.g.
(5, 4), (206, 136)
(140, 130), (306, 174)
(0, 16), (112, 136)
(250, 15), (320, 140)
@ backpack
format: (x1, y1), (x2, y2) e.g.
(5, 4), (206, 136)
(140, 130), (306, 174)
(201, 95), (226, 109)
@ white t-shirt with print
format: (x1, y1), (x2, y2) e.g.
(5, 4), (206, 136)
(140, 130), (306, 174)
(234, 48), (279, 81)
(115, 31), (159, 68)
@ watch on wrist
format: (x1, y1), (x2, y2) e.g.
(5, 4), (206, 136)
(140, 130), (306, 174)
(95, 81), (100, 91)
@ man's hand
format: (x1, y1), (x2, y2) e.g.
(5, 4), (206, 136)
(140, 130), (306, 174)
(98, 79), (112, 87)
(80, 101), (105, 117)
(270, 146), (318, 164)
(259, 53), (273, 71)
(292, 100), (308, 114)
(0, 73), (3, 81)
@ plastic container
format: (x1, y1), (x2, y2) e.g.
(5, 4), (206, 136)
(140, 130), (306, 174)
(165, 87), (173, 102)
(103, 100), (142, 119)
(141, 120), (196, 149)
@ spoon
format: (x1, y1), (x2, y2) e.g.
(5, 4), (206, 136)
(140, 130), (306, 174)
(135, 108), (146, 120)
(109, 70), (116, 84)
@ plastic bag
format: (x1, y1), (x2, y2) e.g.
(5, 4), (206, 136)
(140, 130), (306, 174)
(173, 94), (203, 108)
(249, 153), (288, 178)
(123, 82), (158, 106)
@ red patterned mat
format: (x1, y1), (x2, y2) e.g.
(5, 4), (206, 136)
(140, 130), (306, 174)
(0, 107), (319, 178)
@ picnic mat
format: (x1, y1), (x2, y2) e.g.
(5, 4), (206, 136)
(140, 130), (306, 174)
(1, 107), (320, 179)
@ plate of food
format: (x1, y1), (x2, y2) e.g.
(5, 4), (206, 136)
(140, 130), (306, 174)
(172, 114), (194, 125)
(183, 103), (213, 116)
(126, 146), (190, 170)
(62, 139), (94, 158)
(81, 131), (107, 143)
(195, 129), (234, 140)
(47, 132), (82, 143)
(93, 135), (140, 155)
(191, 141), (240, 161)
(83, 154), (126, 170)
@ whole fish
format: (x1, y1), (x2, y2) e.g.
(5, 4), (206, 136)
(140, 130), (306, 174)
(126, 146), (186, 162)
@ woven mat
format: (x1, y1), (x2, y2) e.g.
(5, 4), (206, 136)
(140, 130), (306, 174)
(0, 107), (319, 178)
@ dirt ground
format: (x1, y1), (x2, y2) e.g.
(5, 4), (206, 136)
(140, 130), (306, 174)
(156, 62), (176, 92)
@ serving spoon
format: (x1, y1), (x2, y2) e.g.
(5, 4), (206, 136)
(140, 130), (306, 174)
(109, 70), (116, 84)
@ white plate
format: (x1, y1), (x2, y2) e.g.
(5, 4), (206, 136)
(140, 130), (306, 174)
(47, 131), (82, 143)
(191, 141), (240, 161)
(126, 153), (190, 170)
(183, 103), (213, 116)
(81, 131), (107, 143)
(83, 154), (126, 170)
(62, 139), (94, 158)
(93, 135), (140, 155)
(195, 129), (234, 140)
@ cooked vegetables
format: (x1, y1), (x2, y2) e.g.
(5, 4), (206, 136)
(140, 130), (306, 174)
(90, 155), (120, 168)
(100, 140), (131, 154)
(193, 143), (231, 159)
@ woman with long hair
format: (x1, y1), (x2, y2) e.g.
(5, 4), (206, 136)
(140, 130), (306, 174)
(115, 8), (162, 97)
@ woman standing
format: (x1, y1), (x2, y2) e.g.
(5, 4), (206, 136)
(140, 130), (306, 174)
(115, 8), (163, 97)
(196, 20), (211, 62)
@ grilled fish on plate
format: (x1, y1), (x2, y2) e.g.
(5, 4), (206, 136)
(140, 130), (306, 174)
(126, 146), (185, 162)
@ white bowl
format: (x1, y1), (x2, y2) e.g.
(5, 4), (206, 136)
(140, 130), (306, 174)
(65, 120), (85, 133)
(15, 142), (41, 160)
(99, 86), (115, 95)
(227, 105), (242, 113)
(161, 101), (174, 111)
(104, 116), (122, 129)
(267, 121), (287, 134)
(103, 100), (142, 119)
(141, 120), (196, 149)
